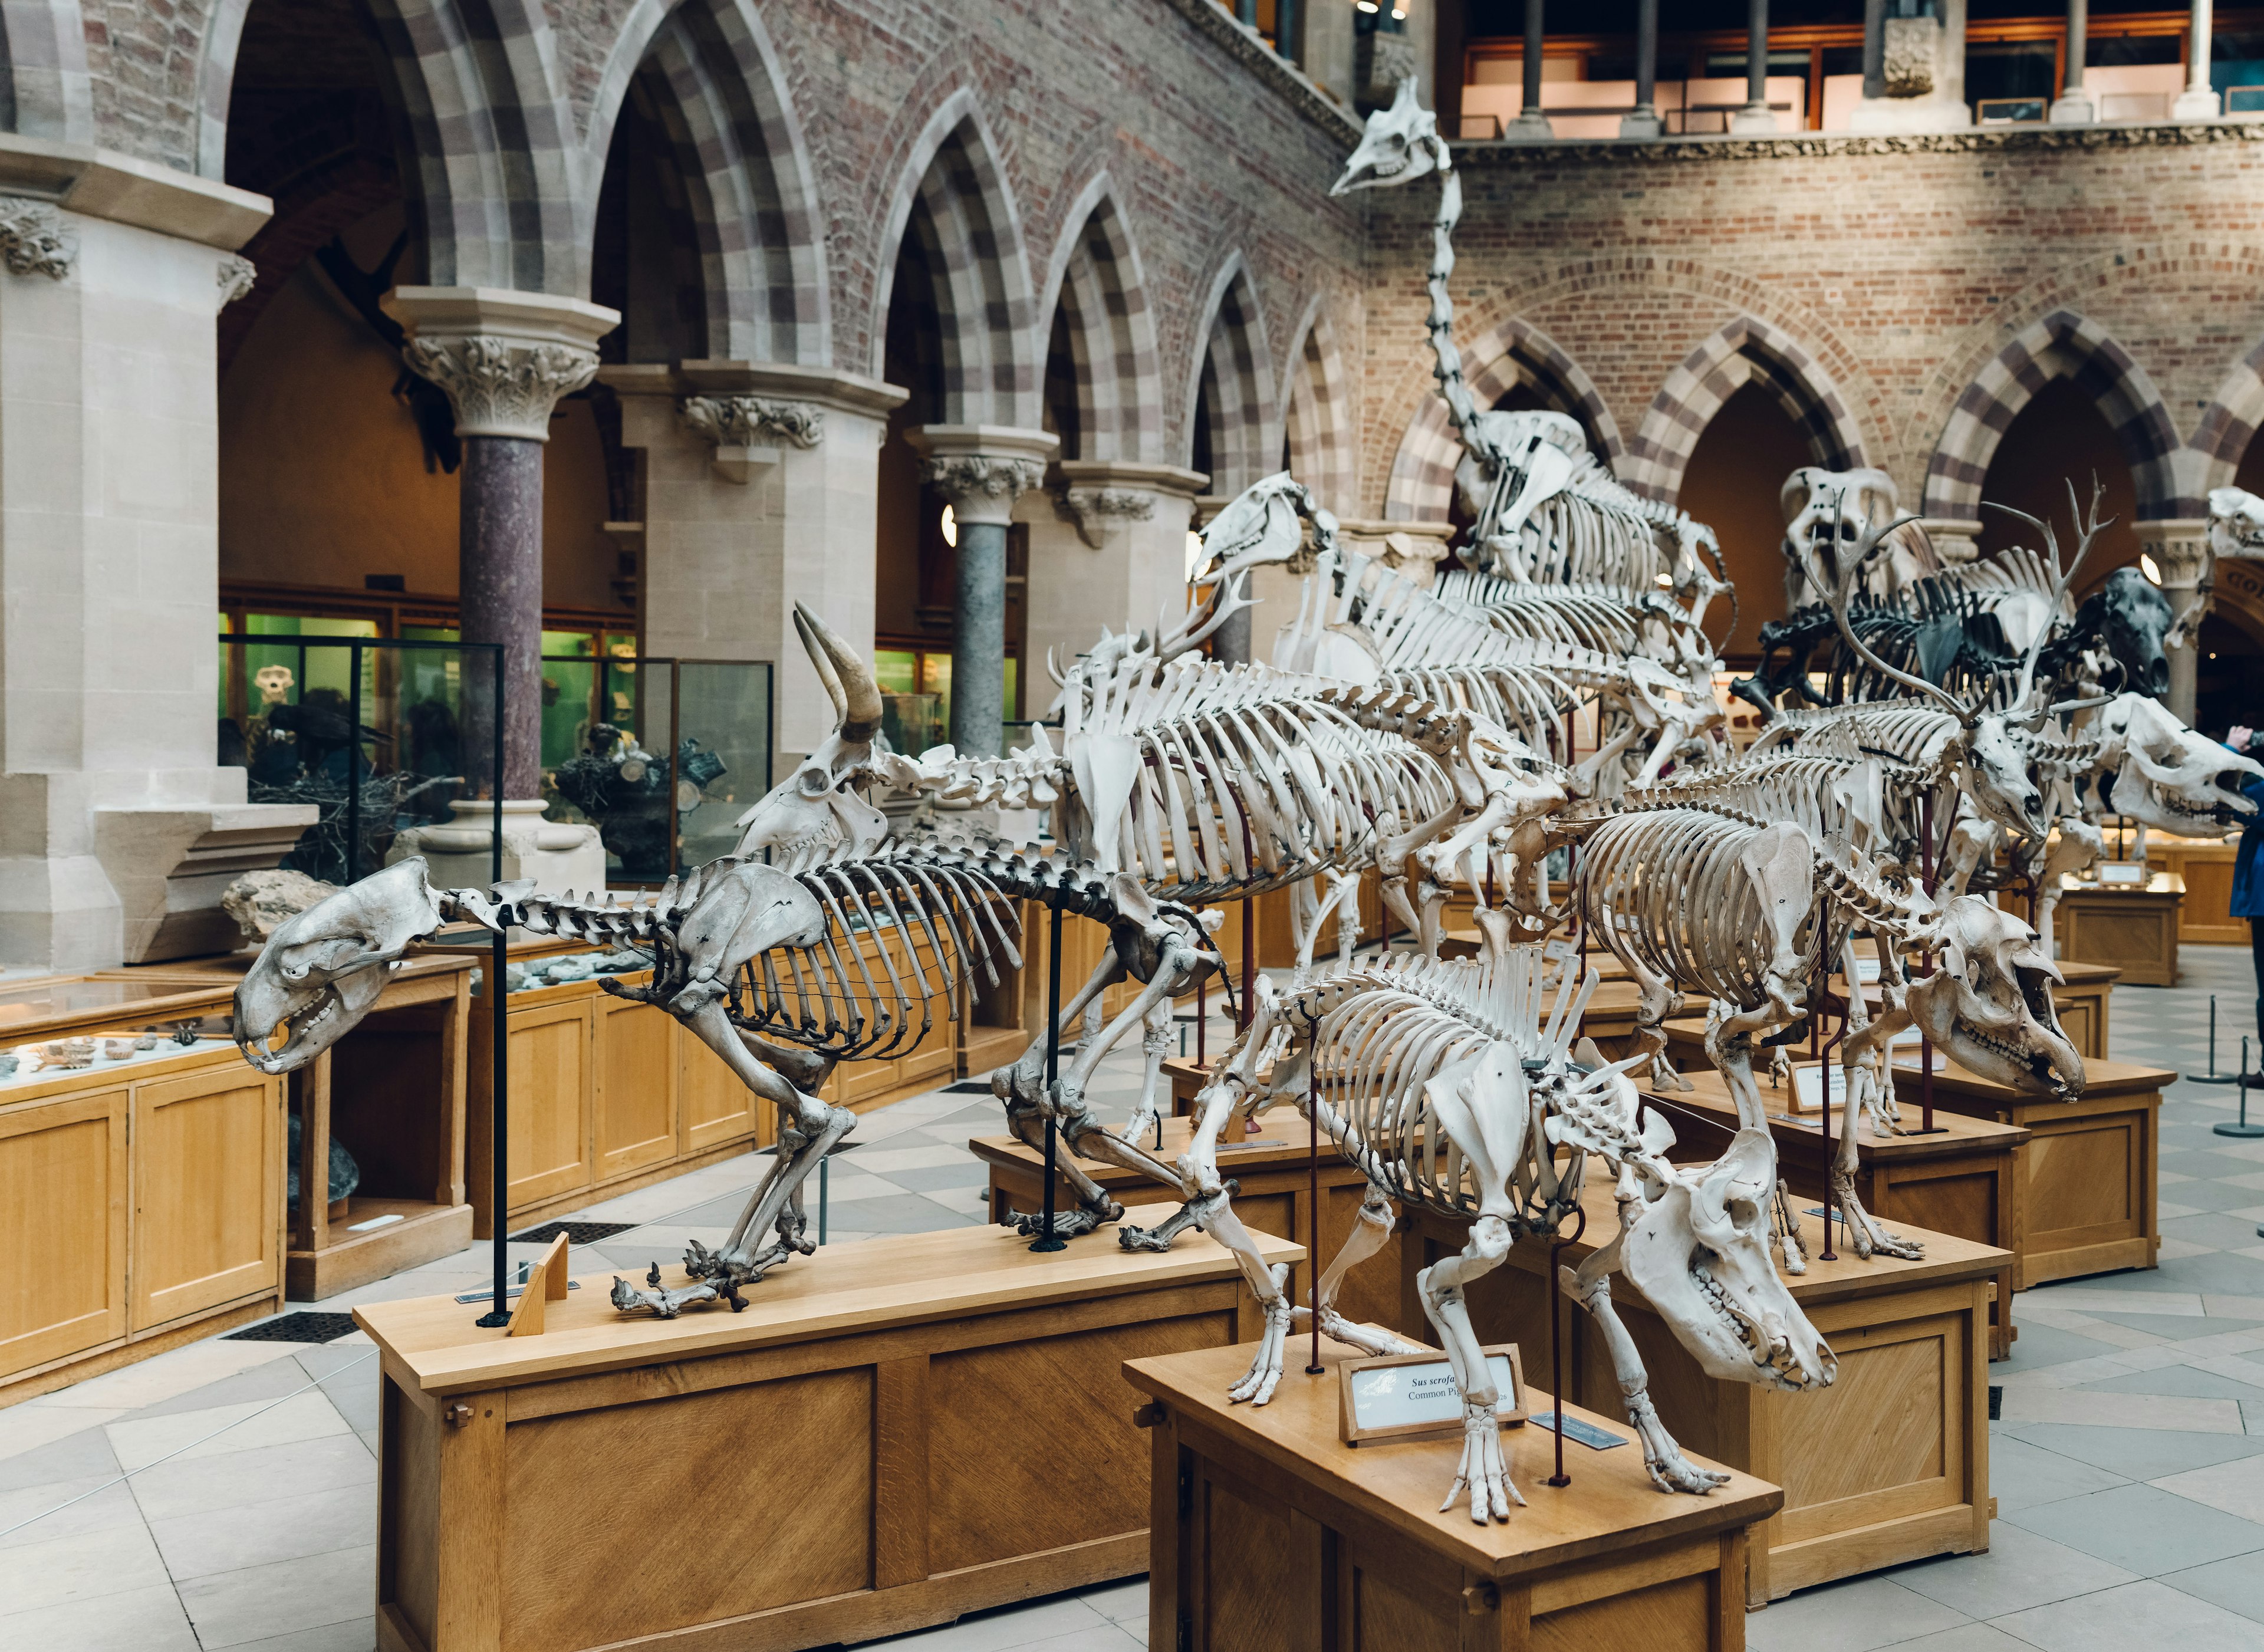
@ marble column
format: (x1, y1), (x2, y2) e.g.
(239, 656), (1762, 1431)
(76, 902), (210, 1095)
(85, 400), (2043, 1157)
(908, 427), (1057, 761)
(1862, 0), (1886, 101)
(600, 363), (905, 769)
(2174, 0), (2220, 120)
(2142, 521), (2209, 723)
(385, 286), (617, 891)
(2051, 0), (2095, 123)
(1505, 0), (1552, 140)
(1622, 0), (1663, 139)
(1023, 462), (1207, 692)
(1730, 0), (1778, 134)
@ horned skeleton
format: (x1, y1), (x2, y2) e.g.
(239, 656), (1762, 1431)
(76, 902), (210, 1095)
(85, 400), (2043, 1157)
(1161, 943), (1834, 1519)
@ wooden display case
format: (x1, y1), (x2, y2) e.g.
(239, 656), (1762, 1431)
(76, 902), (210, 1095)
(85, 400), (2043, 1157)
(2056, 872), (2184, 986)
(1, 1041), (285, 1406)
(1887, 1054), (2166, 1288)
(1394, 1186), (2000, 1605)
(2145, 834), (2242, 944)
(1129, 1337), (1779, 1651)
(356, 1207), (1301, 1652)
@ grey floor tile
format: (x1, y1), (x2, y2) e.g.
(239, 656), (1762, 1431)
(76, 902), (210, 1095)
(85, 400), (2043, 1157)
(122, 1357), (317, 1422)
(2003, 1424), (2264, 1480)
(0, 1516), (171, 1615)
(1991, 1577), (2263, 1652)
(2145, 1179), (2264, 1214)
(881, 1160), (993, 1193)
(0, 1578), (200, 1652)
(1077, 1576), (1148, 1621)
(0, 1423), (119, 1494)
(222, 1617), (377, 1652)
(1894, 1525), (2138, 1618)
(2082, 1311), (2264, 1342)
(2162, 1213), (2264, 1250)
(149, 1483), (377, 1582)
(821, 1194), (979, 1233)
(862, 1592), (1114, 1649)
(999, 1627), (1144, 1652)
(0, 1475), (140, 1551)
(1743, 1575), (1970, 1652)
(2161, 1552), (2264, 1624)
(127, 1433), (374, 1523)
(1994, 1324), (2128, 1374)
(2005, 1482), (2264, 1574)
(1987, 1434), (2131, 1513)
(1884, 1627), (2040, 1652)
(2079, 1365), (2264, 1401)
(177, 1543), (375, 1650)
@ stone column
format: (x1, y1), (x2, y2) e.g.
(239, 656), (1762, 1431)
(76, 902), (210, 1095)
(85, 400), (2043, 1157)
(1505, 0), (1553, 140)
(1941, 0), (1970, 117)
(2142, 521), (2209, 723)
(1730, 0), (1778, 134)
(1022, 462), (1208, 696)
(2051, 0), (2094, 123)
(1918, 517), (1983, 567)
(0, 144), (324, 967)
(2174, 0), (2220, 120)
(1622, 0), (1663, 138)
(908, 427), (1057, 760)
(385, 287), (617, 892)
(600, 362), (906, 769)
(1851, 0), (1971, 130)
(1862, 0), (1887, 100)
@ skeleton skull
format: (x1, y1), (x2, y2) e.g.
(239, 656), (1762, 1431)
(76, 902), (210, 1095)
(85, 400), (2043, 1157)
(1908, 897), (2084, 1099)
(1962, 713), (2051, 839)
(255, 664), (295, 706)
(2092, 693), (2264, 833)
(1780, 469), (1936, 607)
(234, 858), (450, 1073)
(1620, 1128), (1835, 1391)
(1329, 75), (1441, 195)
(2077, 569), (2172, 700)
(733, 604), (891, 872)
(2208, 485), (2264, 560)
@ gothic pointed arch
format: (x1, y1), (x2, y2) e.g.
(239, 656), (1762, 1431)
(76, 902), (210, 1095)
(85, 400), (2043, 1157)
(1383, 316), (1619, 522)
(0, 0), (93, 140)
(1186, 252), (1272, 496)
(1924, 309), (2183, 524)
(1281, 295), (1354, 514)
(1630, 315), (1866, 505)
(1038, 173), (1164, 463)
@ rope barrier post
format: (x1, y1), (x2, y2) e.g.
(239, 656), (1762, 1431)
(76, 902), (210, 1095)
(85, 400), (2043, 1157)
(1545, 1205), (1587, 1488)
(1032, 901), (1068, 1252)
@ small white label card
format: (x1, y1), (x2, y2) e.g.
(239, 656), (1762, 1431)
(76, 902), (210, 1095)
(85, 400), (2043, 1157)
(2098, 862), (2146, 886)
(1339, 1344), (1525, 1444)
(1789, 1064), (1849, 1115)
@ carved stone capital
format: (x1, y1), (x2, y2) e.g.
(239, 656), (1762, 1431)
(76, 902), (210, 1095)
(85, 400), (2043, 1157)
(680, 394), (824, 450)
(218, 254), (257, 307)
(1056, 486), (1157, 547)
(0, 197), (73, 279)
(1917, 517), (1982, 567)
(907, 424), (1058, 526)
(383, 287), (618, 442)
(2139, 519), (2210, 588)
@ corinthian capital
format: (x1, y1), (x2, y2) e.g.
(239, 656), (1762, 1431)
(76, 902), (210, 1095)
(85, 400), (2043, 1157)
(906, 424), (1059, 526)
(382, 287), (619, 442)
(680, 395), (824, 450)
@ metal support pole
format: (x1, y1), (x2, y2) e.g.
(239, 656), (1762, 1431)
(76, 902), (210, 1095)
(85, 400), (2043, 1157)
(1861, 0), (1887, 100)
(1033, 902), (1068, 1251)
(347, 641), (363, 883)
(476, 923), (511, 1327)
(2217, 1038), (2264, 1137)
(1544, 1205), (1586, 1487)
(1306, 1061), (1324, 1375)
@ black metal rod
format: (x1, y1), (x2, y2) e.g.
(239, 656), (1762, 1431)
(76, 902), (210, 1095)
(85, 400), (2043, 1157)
(1033, 901), (1067, 1252)
(1306, 1060), (1323, 1375)
(347, 641), (362, 884)
(477, 923), (512, 1327)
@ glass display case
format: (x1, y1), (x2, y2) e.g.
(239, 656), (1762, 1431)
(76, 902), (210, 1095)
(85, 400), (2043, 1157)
(219, 627), (505, 883)
(540, 654), (774, 881)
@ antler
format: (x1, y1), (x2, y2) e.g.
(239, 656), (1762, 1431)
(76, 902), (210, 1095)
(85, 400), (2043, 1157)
(1983, 476), (2111, 721)
(1155, 570), (1255, 664)
(1825, 495), (1975, 722)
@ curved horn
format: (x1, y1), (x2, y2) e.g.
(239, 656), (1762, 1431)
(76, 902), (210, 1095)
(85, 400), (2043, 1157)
(795, 603), (883, 741)
(792, 608), (847, 721)
(1827, 505), (1974, 722)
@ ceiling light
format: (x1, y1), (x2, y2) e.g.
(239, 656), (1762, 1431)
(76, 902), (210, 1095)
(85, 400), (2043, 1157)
(2138, 552), (2161, 583)
(941, 504), (958, 548)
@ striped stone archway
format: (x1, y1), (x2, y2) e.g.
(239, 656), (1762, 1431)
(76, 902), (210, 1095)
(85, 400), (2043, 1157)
(1039, 174), (1166, 463)
(1186, 252), (1274, 496)
(1628, 314), (1865, 505)
(1281, 294), (1355, 514)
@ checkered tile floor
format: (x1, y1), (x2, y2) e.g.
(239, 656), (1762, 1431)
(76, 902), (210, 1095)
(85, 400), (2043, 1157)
(6, 950), (2264, 1651)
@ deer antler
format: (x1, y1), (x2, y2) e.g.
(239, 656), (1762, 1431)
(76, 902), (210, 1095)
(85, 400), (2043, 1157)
(1155, 571), (1256, 664)
(1985, 475), (2111, 722)
(1825, 495), (1974, 722)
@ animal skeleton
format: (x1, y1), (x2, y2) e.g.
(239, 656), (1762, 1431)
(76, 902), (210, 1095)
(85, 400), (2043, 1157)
(232, 847), (1023, 1314)
(2174, 484), (2264, 653)
(1780, 466), (1940, 609)
(1163, 943), (1834, 1519)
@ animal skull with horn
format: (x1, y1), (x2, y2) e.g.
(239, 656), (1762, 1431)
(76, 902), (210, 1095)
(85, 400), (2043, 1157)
(735, 603), (907, 872)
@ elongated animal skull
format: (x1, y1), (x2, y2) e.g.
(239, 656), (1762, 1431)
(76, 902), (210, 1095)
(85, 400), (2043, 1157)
(2209, 485), (2264, 559)
(734, 604), (894, 871)
(2077, 569), (2172, 699)
(1962, 712), (2051, 838)
(1908, 897), (2083, 1099)
(1619, 1128), (1835, 1391)
(1781, 468), (1936, 607)
(2091, 692), (2264, 832)
(235, 857), (456, 1073)
(1330, 75), (1443, 195)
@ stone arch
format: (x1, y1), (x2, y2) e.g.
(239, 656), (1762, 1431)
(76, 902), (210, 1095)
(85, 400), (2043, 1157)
(0, 0), (93, 140)
(870, 88), (1039, 427)
(1037, 173), (1164, 463)
(1186, 252), (1273, 495)
(1924, 310), (2184, 525)
(196, 0), (580, 293)
(1630, 315), (1867, 505)
(1281, 294), (1355, 514)
(581, 0), (827, 363)
(1383, 316), (1621, 523)
(2192, 334), (2264, 501)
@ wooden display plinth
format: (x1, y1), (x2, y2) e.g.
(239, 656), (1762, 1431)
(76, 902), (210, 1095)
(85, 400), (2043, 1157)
(973, 1107), (1400, 1338)
(1886, 1054), (2166, 1288)
(1129, 1338), (1778, 1651)
(2044, 962), (2119, 1062)
(1396, 1186), (2001, 1605)
(2144, 835), (2242, 944)
(2, 1042), (286, 1406)
(1650, 1040), (2023, 1359)
(2056, 873), (2183, 986)
(356, 1209), (1300, 1652)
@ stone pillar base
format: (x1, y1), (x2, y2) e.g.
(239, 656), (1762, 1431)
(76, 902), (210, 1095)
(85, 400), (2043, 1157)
(94, 803), (320, 962)
(1619, 109), (1663, 139)
(2173, 87), (2222, 121)
(1847, 97), (1970, 133)
(2048, 91), (2095, 125)
(387, 799), (606, 896)
(1728, 104), (1778, 134)
(1500, 109), (1554, 143)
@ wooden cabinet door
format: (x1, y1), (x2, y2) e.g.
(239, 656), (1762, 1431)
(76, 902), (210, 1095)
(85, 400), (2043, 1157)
(595, 998), (676, 1181)
(506, 1000), (594, 1210)
(0, 1090), (129, 1378)
(677, 1023), (767, 1153)
(131, 1067), (281, 1331)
